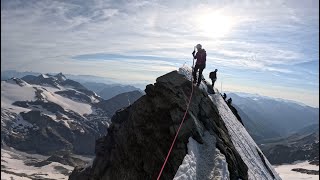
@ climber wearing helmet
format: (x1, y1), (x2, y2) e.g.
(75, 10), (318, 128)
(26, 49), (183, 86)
(192, 44), (207, 86)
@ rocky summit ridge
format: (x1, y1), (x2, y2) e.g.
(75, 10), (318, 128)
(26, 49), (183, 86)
(69, 67), (280, 180)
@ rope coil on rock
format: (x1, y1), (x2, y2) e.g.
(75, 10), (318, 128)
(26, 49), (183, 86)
(156, 58), (195, 180)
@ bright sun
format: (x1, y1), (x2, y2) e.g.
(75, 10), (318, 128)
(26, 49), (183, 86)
(197, 12), (234, 38)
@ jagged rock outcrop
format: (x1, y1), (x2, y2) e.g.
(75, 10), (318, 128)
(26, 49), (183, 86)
(69, 70), (249, 180)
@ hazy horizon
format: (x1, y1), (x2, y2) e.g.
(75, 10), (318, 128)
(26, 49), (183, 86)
(2, 69), (318, 109)
(2, 0), (319, 107)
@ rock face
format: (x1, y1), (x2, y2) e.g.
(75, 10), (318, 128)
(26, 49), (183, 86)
(69, 70), (250, 180)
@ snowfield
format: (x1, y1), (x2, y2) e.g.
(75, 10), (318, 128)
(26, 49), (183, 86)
(274, 161), (319, 180)
(39, 86), (93, 115)
(1, 77), (107, 179)
(1, 148), (74, 180)
(1, 80), (93, 115)
(1, 81), (36, 113)
(174, 131), (229, 180)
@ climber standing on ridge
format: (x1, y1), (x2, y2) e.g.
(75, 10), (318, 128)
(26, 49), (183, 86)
(227, 97), (232, 105)
(192, 44), (207, 86)
(209, 69), (218, 89)
(222, 93), (227, 100)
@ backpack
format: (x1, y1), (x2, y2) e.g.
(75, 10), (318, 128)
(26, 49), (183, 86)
(196, 49), (206, 65)
(209, 71), (216, 79)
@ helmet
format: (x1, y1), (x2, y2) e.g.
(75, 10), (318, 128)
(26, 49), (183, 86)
(196, 44), (202, 49)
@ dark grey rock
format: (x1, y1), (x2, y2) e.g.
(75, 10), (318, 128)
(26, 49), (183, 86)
(292, 168), (319, 175)
(69, 70), (248, 180)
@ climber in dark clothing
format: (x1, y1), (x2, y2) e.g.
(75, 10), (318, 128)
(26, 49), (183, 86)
(192, 44), (207, 86)
(227, 97), (232, 105)
(222, 93), (227, 100)
(209, 69), (218, 89)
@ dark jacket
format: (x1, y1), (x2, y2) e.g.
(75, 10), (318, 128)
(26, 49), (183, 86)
(193, 49), (206, 65)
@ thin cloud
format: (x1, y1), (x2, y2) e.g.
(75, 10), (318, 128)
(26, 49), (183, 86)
(1, 0), (319, 107)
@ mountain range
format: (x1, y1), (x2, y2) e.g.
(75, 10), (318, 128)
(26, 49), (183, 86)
(2, 67), (317, 179)
(1, 73), (143, 155)
(226, 92), (319, 166)
(82, 82), (143, 100)
(1, 70), (146, 90)
(259, 123), (319, 165)
(226, 92), (319, 143)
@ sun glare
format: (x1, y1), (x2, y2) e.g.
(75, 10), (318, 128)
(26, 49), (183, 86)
(197, 12), (234, 38)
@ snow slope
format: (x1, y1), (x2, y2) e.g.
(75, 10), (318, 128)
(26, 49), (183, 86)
(274, 161), (319, 180)
(210, 93), (281, 179)
(1, 81), (35, 113)
(174, 131), (229, 180)
(1, 80), (92, 115)
(1, 148), (73, 180)
(39, 86), (92, 115)
(178, 65), (281, 180)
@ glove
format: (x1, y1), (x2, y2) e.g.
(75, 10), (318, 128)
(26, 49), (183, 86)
(192, 50), (195, 55)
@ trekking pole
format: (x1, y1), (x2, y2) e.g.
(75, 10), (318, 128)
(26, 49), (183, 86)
(192, 46), (196, 81)
(192, 46), (196, 68)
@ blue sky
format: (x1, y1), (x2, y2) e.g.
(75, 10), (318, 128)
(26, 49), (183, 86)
(1, 0), (319, 107)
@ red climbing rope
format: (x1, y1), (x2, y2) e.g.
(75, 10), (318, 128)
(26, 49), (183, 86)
(156, 60), (195, 180)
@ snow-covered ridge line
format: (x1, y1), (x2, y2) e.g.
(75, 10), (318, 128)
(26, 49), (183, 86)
(177, 65), (281, 180)
(210, 94), (281, 180)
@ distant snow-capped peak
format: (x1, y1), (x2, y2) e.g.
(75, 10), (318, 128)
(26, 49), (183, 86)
(226, 91), (308, 107)
(5, 77), (30, 87)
